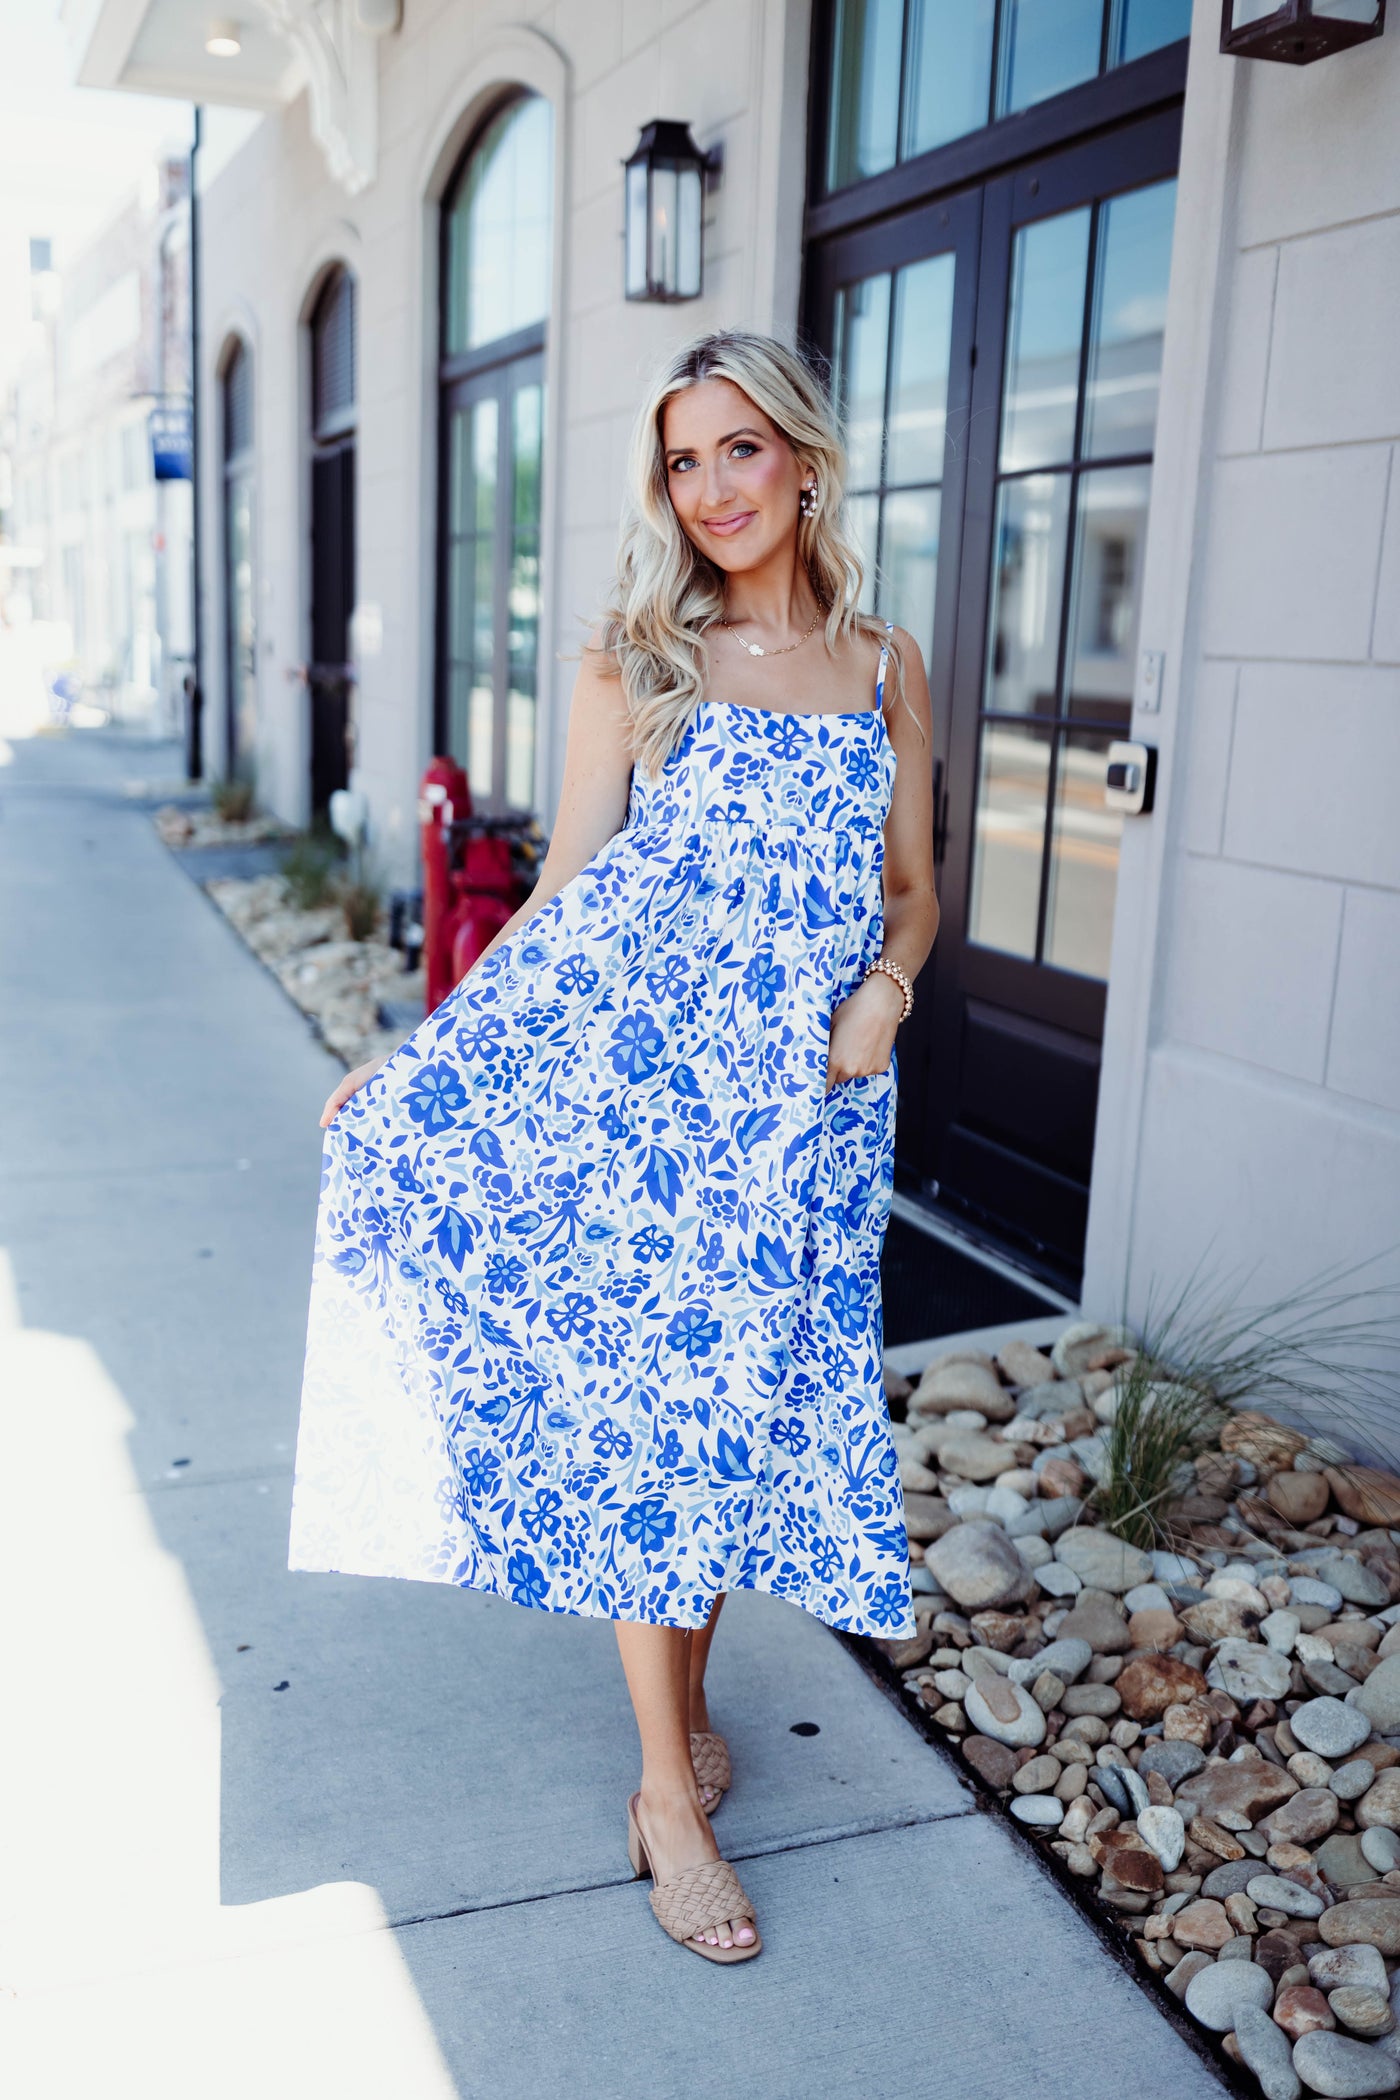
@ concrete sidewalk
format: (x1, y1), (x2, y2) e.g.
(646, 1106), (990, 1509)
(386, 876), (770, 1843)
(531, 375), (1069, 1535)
(0, 727), (1229, 2100)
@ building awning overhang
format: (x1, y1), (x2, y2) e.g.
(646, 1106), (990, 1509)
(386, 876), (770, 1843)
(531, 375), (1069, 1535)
(60, 0), (401, 194)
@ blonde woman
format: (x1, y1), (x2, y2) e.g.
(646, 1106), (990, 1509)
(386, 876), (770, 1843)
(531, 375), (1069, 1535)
(289, 329), (940, 1964)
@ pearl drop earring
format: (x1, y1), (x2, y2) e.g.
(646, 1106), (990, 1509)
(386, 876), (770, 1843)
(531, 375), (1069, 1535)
(800, 484), (819, 519)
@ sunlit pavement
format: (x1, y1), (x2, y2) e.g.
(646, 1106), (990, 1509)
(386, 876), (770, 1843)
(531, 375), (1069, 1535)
(0, 724), (1229, 2100)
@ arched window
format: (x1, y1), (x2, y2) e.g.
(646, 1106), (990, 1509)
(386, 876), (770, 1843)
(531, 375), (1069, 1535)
(306, 265), (357, 814)
(437, 92), (552, 810)
(221, 339), (256, 776)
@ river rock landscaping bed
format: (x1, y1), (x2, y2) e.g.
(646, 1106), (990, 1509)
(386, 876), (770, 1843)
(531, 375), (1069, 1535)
(201, 872), (424, 1068)
(882, 1323), (1400, 2100)
(153, 802), (293, 850)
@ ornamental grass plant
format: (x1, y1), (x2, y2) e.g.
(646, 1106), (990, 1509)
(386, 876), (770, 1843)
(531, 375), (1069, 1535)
(1094, 1252), (1400, 1551)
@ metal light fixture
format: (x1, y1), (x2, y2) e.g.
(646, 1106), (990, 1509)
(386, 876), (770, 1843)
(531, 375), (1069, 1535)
(205, 18), (242, 57)
(1220, 0), (1384, 63)
(623, 121), (719, 303)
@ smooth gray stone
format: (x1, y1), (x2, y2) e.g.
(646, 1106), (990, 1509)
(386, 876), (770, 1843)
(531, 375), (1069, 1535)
(1291, 2029), (1400, 2096)
(1009, 1794), (1065, 1826)
(1094, 1765), (1132, 1816)
(964, 1677), (1047, 1748)
(1202, 1858), (1262, 1900)
(1052, 1526), (1153, 1594)
(1185, 1958), (1273, 2032)
(1293, 1697), (1375, 1760)
(1207, 1638), (1293, 1702)
(1315, 1834), (1382, 1889)
(1123, 1583), (1172, 1613)
(1015, 1382), (1078, 1420)
(1139, 1740), (1206, 1788)
(1137, 1805), (1185, 1870)
(1335, 1760), (1381, 1803)
(1363, 1828), (1400, 1872)
(1235, 2005), (1303, 2100)
(1246, 1874), (1325, 1919)
(1358, 1659), (1400, 1737)
(1039, 1495), (1087, 1539)
(1121, 1765), (1151, 1818)
(1329, 1560), (1394, 1609)
(1292, 1576), (1347, 1612)
(1311, 1945), (1390, 1994)
(1061, 1681), (1123, 1717)
(1008, 1637), (1093, 1688)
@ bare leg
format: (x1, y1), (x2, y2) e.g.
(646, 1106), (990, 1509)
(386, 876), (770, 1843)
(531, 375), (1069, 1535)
(615, 1619), (756, 1951)
(687, 1591), (726, 1740)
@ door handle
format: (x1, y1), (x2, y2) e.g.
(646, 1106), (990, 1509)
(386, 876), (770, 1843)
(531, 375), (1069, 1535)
(1105, 738), (1156, 815)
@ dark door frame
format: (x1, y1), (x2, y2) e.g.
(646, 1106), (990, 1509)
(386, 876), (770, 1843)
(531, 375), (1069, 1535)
(306, 268), (357, 819)
(220, 340), (254, 781)
(801, 27), (1188, 1292)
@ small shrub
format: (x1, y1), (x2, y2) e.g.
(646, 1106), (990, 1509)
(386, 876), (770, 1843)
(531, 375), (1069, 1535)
(212, 771), (256, 823)
(1094, 1361), (1225, 1550)
(1093, 1252), (1400, 1549)
(338, 874), (382, 942)
(280, 830), (343, 912)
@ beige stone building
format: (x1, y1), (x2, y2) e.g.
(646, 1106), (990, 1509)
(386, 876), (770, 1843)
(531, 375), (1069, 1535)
(66, 0), (1400, 1349)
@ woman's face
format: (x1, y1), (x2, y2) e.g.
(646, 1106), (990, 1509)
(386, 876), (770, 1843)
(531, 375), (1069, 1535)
(661, 377), (810, 576)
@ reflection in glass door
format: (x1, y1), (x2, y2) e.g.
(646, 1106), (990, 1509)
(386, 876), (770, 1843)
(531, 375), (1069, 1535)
(441, 362), (544, 810)
(969, 176), (1175, 982)
(834, 248), (956, 646)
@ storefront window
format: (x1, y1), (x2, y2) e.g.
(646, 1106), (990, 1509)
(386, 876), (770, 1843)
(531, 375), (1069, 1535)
(833, 248), (956, 651)
(824, 0), (1189, 193)
(439, 94), (552, 810)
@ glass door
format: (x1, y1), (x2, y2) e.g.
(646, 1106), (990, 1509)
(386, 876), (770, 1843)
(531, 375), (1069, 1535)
(807, 191), (980, 1174)
(440, 352), (544, 811)
(929, 112), (1180, 1284)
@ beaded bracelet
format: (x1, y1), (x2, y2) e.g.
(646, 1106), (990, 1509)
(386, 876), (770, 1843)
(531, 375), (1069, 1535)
(864, 955), (914, 1023)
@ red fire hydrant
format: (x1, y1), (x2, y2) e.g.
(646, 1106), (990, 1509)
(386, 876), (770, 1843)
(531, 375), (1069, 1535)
(418, 756), (534, 1013)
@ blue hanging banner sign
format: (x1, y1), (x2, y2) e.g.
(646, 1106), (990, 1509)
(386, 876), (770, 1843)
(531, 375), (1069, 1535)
(150, 401), (192, 481)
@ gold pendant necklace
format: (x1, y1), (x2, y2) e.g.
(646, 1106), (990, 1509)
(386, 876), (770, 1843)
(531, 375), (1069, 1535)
(718, 602), (825, 659)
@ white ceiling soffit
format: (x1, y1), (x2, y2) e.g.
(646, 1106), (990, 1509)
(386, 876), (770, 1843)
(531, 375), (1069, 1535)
(64, 0), (402, 194)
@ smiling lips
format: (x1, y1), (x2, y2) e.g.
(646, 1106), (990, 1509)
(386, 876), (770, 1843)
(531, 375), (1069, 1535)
(704, 509), (757, 537)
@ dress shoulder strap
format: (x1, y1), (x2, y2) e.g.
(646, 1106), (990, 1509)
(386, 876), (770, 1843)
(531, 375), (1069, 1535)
(875, 620), (894, 712)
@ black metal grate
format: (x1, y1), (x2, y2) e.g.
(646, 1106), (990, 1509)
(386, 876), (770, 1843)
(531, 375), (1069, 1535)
(879, 1212), (1060, 1348)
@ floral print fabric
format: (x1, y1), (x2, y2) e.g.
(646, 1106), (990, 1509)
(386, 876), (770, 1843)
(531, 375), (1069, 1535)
(288, 646), (917, 1640)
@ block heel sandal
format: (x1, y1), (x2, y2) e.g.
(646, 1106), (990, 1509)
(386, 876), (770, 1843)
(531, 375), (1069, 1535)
(691, 1730), (731, 1815)
(626, 1792), (762, 1965)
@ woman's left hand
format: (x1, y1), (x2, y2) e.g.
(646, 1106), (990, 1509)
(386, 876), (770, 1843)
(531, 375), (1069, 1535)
(825, 971), (905, 1091)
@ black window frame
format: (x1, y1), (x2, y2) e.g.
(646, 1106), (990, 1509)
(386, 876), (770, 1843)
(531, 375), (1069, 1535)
(433, 91), (550, 811)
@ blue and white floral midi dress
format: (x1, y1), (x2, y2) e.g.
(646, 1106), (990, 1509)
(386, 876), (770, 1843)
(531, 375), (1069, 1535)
(288, 639), (917, 1640)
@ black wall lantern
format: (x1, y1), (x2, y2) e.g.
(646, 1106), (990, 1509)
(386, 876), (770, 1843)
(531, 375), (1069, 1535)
(1221, 0), (1384, 63)
(623, 121), (720, 303)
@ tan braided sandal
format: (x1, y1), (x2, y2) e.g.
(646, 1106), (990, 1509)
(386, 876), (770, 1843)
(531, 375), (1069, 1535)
(690, 1730), (731, 1815)
(626, 1792), (762, 1965)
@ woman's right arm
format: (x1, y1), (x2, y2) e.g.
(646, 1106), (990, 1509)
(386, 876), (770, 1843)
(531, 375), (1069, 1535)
(320, 637), (635, 1127)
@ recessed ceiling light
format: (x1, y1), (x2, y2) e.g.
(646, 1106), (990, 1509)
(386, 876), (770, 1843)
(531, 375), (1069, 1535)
(205, 18), (242, 57)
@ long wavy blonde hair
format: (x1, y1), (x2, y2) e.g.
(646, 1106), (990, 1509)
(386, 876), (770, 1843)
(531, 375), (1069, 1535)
(599, 329), (908, 777)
